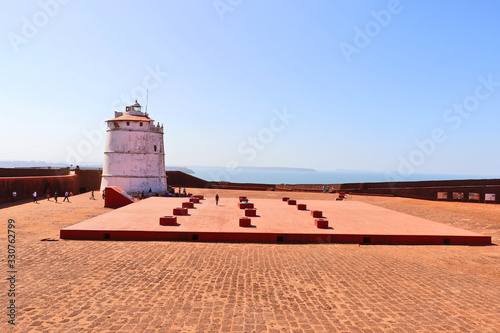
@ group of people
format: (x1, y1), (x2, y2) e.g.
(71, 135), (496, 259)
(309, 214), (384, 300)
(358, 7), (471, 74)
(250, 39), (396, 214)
(322, 186), (334, 193)
(165, 187), (190, 197)
(31, 189), (72, 203)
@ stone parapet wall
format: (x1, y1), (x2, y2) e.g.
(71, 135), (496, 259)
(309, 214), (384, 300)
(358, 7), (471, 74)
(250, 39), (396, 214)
(0, 167), (70, 177)
(0, 175), (79, 203)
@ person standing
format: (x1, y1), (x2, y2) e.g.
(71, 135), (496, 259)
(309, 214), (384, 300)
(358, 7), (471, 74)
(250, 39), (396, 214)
(12, 191), (17, 201)
(33, 191), (37, 203)
(46, 189), (51, 201)
(90, 190), (95, 200)
(63, 191), (70, 202)
(215, 194), (219, 206)
(54, 190), (58, 203)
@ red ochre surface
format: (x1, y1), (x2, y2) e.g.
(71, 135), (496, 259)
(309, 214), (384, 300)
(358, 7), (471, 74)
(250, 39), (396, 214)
(60, 197), (492, 245)
(239, 217), (252, 227)
(315, 218), (329, 229)
(103, 186), (134, 208)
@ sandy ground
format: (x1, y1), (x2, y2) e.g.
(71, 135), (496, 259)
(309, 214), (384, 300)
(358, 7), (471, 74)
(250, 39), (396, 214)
(0, 189), (499, 332)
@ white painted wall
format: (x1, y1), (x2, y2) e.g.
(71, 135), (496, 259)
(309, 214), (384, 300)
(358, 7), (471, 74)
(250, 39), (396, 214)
(100, 119), (167, 193)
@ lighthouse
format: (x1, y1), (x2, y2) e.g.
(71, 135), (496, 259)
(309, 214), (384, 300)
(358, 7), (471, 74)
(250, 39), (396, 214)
(100, 100), (167, 193)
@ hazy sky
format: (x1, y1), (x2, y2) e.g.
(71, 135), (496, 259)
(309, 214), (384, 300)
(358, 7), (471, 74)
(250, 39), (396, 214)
(2, 1), (499, 177)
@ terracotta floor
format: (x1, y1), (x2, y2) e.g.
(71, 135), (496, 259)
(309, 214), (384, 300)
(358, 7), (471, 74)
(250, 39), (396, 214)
(1, 189), (499, 332)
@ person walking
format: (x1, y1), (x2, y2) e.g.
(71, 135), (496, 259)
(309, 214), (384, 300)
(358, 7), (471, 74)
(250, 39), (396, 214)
(33, 191), (37, 203)
(90, 190), (95, 200)
(54, 190), (58, 203)
(46, 189), (51, 201)
(63, 191), (70, 202)
(215, 194), (219, 206)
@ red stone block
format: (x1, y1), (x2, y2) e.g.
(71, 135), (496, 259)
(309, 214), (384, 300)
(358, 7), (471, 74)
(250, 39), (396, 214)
(239, 202), (254, 209)
(297, 203), (307, 210)
(245, 208), (257, 217)
(239, 217), (251, 227)
(104, 186), (134, 208)
(239, 196), (248, 202)
(315, 219), (329, 229)
(189, 197), (200, 203)
(287, 199), (296, 205)
(182, 202), (194, 208)
(282, 197), (289, 202)
(311, 210), (322, 218)
(194, 195), (204, 200)
(159, 216), (177, 226)
(173, 207), (188, 215)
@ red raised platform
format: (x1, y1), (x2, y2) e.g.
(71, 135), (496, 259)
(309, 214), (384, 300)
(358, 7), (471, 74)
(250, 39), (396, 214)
(315, 218), (329, 229)
(182, 202), (195, 208)
(239, 202), (254, 209)
(287, 199), (297, 205)
(245, 208), (257, 217)
(297, 203), (307, 210)
(189, 197), (200, 203)
(160, 216), (178, 226)
(239, 217), (251, 227)
(311, 210), (322, 218)
(173, 207), (188, 215)
(60, 197), (492, 245)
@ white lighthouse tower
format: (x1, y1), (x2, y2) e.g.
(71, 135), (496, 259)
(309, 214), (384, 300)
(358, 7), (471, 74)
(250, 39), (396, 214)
(100, 100), (167, 193)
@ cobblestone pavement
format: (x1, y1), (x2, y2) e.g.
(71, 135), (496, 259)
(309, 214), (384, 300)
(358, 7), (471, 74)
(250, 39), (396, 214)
(1, 190), (499, 332)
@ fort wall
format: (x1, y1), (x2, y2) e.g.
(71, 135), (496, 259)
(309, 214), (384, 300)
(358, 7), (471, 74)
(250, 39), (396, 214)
(1, 167), (499, 204)
(0, 175), (79, 203)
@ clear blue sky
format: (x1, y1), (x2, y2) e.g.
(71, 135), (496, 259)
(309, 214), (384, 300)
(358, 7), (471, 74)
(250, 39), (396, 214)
(1, 0), (500, 177)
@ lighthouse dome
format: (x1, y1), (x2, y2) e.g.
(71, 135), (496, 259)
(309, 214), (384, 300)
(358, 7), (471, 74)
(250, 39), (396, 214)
(125, 100), (145, 116)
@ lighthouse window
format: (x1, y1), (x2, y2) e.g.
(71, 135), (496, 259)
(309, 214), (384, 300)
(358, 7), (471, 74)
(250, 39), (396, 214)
(154, 145), (157, 152)
(126, 122), (130, 126)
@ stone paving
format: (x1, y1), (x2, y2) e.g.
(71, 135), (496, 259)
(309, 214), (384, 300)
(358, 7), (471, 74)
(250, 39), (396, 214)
(1, 190), (499, 332)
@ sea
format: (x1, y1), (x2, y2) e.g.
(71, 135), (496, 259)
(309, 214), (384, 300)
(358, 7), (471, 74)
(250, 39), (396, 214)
(182, 166), (499, 185)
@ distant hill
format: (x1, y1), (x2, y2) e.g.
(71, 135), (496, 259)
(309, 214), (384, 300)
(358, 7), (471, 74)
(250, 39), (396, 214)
(0, 160), (104, 168)
(165, 166), (195, 174)
(182, 165), (316, 173)
(237, 166), (316, 172)
(0, 161), (69, 168)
